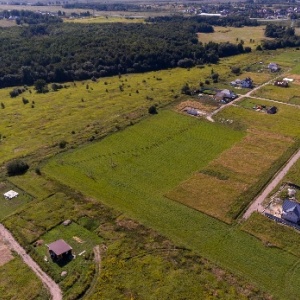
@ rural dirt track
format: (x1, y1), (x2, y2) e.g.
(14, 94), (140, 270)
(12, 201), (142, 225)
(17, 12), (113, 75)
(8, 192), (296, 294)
(206, 72), (289, 122)
(0, 224), (62, 300)
(243, 148), (300, 219)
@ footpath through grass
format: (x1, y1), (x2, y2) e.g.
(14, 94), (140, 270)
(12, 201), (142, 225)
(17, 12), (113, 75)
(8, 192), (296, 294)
(44, 109), (300, 299)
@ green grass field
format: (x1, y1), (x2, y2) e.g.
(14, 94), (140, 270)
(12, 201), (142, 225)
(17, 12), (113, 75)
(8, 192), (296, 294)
(219, 98), (300, 138)
(42, 108), (300, 299)
(252, 83), (300, 103)
(0, 50), (284, 166)
(2, 49), (300, 299)
(198, 26), (269, 48)
(0, 257), (49, 299)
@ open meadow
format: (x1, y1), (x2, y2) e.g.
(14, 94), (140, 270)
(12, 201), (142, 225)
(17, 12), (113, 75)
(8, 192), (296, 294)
(252, 82), (300, 104)
(41, 105), (300, 299)
(0, 50), (278, 166)
(198, 26), (269, 48)
(1, 48), (300, 299)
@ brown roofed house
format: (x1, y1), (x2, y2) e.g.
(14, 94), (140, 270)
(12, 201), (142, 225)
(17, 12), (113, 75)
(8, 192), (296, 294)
(48, 239), (73, 261)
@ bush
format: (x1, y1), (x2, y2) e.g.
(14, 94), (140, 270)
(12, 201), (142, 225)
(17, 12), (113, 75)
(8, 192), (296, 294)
(59, 140), (67, 149)
(7, 160), (29, 176)
(231, 66), (241, 75)
(35, 168), (41, 175)
(148, 105), (157, 115)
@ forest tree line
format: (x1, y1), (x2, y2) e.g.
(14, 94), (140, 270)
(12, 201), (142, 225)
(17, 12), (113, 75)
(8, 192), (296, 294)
(0, 14), (258, 88)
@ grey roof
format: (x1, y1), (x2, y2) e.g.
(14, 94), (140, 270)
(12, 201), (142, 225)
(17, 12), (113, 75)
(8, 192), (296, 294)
(48, 239), (72, 256)
(282, 199), (300, 217)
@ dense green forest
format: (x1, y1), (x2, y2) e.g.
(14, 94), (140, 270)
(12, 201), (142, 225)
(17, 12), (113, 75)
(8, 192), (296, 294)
(0, 14), (258, 87)
(262, 24), (300, 49)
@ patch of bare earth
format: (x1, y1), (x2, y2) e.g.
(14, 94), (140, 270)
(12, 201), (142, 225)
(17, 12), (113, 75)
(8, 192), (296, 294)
(0, 236), (13, 267)
(176, 99), (217, 113)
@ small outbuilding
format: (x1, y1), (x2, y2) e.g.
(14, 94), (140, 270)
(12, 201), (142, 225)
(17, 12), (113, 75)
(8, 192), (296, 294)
(48, 239), (73, 261)
(281, 199), (300, 224)
(268, 63), (280, 72)
(3, 190), (18, 200)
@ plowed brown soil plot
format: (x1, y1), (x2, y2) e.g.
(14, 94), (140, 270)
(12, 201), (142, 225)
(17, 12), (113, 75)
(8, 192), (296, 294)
(0, 237), (13, 267)
(166, 130), (293, 223)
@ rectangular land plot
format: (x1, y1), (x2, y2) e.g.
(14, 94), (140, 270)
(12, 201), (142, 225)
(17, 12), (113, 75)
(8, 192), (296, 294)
(44, 110), (244, 207)
(167, 129), (294, 223)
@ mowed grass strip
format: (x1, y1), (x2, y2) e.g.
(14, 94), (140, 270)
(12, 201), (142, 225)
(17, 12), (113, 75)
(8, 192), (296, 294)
(44, 109), (300, 299)
(167, 129), (293, 223)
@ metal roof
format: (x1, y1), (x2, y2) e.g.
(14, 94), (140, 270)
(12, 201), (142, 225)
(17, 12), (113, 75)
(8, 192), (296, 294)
(48, 239), (72, 256)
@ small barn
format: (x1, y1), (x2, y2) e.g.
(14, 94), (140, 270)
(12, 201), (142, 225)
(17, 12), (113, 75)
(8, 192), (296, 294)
(215, 89), (236, 102)
(48, 239), (73, 261)
(3, 190), (18, 200)
(281, 199), (300, 224)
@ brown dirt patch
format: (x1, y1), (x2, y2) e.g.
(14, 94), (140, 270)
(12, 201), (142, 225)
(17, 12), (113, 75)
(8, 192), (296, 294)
(0, 237), (14, 267)
(287, 74), (300, 85)
(176, 99), (217, 113)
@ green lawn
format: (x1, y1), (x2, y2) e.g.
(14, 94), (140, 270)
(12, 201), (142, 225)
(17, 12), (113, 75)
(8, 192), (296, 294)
(43, 109), (300, 299)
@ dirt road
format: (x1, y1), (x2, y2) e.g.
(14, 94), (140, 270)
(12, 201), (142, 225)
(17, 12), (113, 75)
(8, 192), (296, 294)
(206, 72), (288, 122)
(242, 148), (300, 219)
(0, 224), (62, 300)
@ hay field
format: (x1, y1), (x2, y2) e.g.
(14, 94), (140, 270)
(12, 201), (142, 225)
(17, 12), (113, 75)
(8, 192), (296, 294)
(198, 26), (269, 48)
(167, 129), (293, 223)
